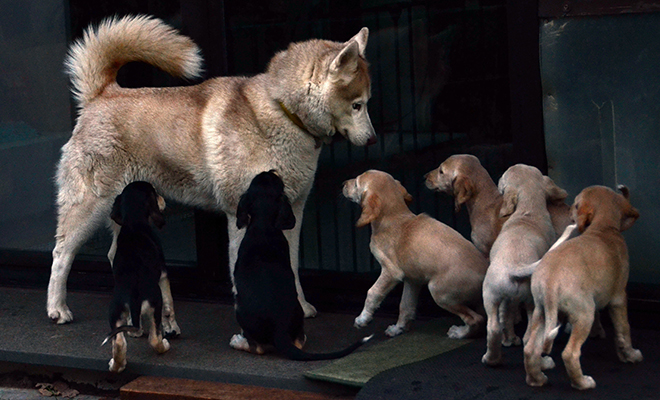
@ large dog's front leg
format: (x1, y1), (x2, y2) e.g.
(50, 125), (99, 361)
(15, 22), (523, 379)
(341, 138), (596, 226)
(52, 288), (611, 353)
(283, 200), (317, 318)
(227, 215), (246, 294)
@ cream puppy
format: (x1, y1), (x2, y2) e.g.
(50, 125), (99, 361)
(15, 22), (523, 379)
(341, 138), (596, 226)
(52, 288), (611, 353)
(523, 185), (642, 390)
(425, 154), (573, 258)
(344, 170), (488, 338)
(481, 164), (567, 366)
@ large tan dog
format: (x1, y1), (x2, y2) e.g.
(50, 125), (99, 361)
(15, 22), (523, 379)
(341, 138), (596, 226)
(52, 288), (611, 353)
(47, 15), (376, 326)
(343, 170), (488, 338)
(523, 185), (642, 390)
(425, 154), (573, 257)
(481, 164), (567, 366)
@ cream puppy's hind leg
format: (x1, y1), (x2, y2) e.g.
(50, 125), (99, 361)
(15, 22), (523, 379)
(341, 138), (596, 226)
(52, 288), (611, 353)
(608, 300), (643, 363)
(385, 281), (422, 337)
(562, 313), (596, 390)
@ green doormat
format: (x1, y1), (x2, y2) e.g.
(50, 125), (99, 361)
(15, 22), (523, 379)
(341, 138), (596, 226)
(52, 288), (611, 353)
(304, 319), (472, 387)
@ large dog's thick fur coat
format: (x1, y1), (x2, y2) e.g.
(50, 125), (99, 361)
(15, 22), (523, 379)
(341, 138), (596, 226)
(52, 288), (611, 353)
(47, 16), (375, 324)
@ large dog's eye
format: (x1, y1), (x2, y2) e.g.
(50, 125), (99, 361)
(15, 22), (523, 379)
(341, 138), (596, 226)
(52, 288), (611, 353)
(352, 103), (362, 112)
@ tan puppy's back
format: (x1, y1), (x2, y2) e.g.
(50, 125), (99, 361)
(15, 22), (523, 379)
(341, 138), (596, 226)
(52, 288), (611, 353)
(396, 214), (487, 292)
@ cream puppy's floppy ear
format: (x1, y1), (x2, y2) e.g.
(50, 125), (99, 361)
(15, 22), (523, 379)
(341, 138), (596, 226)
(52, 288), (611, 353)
(575, 199), (594, 233)
(453, 175), (473, 212)
(618, 186), (639, 231)
(499, 190), (517, 218)
(356, 192), (381, 227)
(395, 179), (413, 205)
(543, 176), (568, 203)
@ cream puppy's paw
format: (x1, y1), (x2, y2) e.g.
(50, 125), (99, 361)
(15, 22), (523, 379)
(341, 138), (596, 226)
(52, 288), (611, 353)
(354, 313), (372, 329)
(447, 324), (470, 339)
(502, 335), (522, 347)
(385, 324), (405, 337)
(526, 372), (548, 387)
(619, 347), (643, 363)
(540, 356), (556, 370)
(571, 375), (596, 390)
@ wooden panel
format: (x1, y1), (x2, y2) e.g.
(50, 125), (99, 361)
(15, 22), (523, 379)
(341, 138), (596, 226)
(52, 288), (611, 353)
(121, 376), (352, 400)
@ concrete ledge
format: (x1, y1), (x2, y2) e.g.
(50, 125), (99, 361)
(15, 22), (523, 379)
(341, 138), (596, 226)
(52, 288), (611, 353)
(0, 287), (391, 397)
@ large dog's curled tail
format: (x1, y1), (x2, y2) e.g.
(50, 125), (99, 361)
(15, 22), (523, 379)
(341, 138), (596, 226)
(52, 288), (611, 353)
(274, 332), (373, 361)
(65, 15), (203, 107)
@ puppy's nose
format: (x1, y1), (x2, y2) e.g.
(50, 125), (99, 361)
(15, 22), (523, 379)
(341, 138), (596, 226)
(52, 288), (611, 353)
(367, 134), (377, 146)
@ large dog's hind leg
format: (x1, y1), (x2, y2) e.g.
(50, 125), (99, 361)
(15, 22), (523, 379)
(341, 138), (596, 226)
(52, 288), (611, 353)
(284, 200), (317, 318)
(159, 272), (181, 338)
(48, 194), (113, 324)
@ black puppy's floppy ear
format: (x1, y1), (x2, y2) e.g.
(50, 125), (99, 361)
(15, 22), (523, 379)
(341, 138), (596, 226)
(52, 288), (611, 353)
(276, 194), (296, 230)
(236, 192), (251, 229)
(110, 194), (123, 226)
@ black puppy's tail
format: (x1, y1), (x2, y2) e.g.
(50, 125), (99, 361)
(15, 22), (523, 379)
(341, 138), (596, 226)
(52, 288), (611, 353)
(101, 325), (140, 346)
(274, 332), (373, 361)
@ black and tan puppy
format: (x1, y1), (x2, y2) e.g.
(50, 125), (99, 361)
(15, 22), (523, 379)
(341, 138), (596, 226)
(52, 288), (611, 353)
(102, 181), (170, 372)
(229, 171), (371, 360)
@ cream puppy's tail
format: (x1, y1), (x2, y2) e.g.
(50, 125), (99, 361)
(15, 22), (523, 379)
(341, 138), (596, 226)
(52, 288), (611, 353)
(65, 15), (203, 107)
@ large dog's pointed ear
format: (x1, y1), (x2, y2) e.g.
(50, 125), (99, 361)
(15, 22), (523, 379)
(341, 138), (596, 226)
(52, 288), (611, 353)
(347, 27), (369, 57)
(453, 175), (473, 212)
(543, 176), (568, 203)
(330, 40), (360, 80)
(276, 195), (296, 231)
(575, 199), (594, 233)
(499, 190), (517, 218)
(110, 194), (123, 226)
(236, 193), (251, 229)
(356, 192), (381, 228)
(150, 194), (166, 230)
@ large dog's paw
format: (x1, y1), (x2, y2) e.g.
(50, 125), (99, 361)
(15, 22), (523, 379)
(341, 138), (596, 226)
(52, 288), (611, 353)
(229, 334), (250, 352)
(48, 305), (73, 324)
(385, 324), (405, 337)
(108, 358), (126, 373)
(301, 301), (317, 318)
